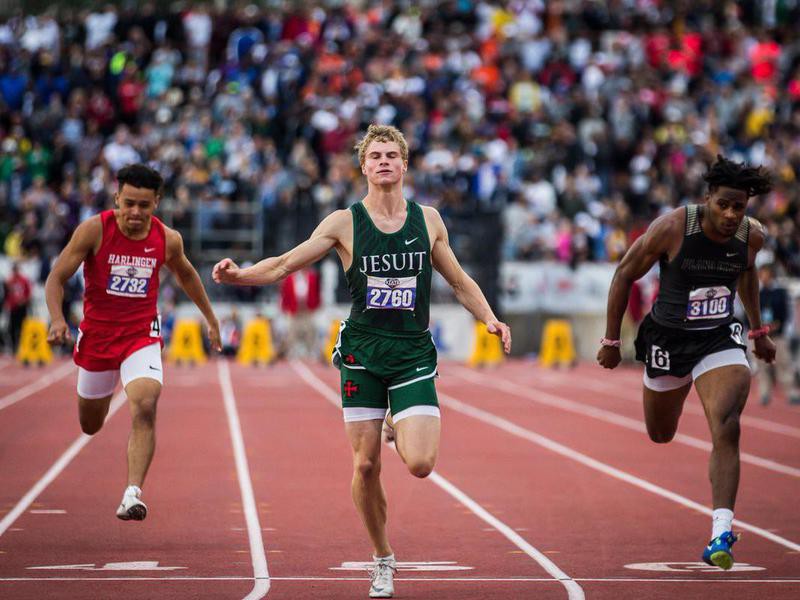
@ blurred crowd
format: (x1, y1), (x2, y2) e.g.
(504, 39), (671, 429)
(0, 0), (799, 286)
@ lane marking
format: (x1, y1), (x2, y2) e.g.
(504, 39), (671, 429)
(28, 510), (66, 514)
(217, 360), (270, 599)
(332, 561), (473, 571)
(437, 391), (800, 553)
(290, 360), (585, 600)
(28, 562), (186, 571)
(452, 368), (800, 478)
(624, 562), (765, 572)
(1, 575), (799, 583)
(522, 367), (800, 439)
(0, 390), (127, 538)
(0, 362), (74, 411)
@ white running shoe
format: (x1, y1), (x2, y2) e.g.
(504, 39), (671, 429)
(116, 485), (147, 521)
(369, 555), (396, 598)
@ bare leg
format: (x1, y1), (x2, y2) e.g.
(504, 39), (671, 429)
(394, 415), (440, 478)
(693, 365), (750, 509)
(642, 382), (693, 443)
(78, 394), (113, 435)
(345, 419), (392, 557)
(124, 377), (162, 488)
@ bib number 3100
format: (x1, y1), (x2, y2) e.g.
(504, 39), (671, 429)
(686, 286), (731, 320)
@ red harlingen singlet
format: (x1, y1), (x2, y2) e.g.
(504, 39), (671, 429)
(75, 210), (166, 371)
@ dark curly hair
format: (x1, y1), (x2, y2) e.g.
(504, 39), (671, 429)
(703, 155), (772, 198)
(116, 163), (164, 195)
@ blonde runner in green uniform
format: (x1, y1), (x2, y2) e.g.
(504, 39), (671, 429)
(213, 125), (511, 598)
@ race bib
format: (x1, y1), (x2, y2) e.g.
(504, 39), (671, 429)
(686, 286), (731, 320)
(150, 314), (162, 338)
(366, 275), (417, 311)
(107, 265), (153, 298)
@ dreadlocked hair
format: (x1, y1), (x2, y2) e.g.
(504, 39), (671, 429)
(703, 155), (772, 197)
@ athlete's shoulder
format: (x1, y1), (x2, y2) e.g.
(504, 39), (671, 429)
(419, 203), (444, 226)
(73, 214), (104, 242)
(318, 208), (353, 231)
(641, 207), (683, 249)
(746, 216), (765, 250)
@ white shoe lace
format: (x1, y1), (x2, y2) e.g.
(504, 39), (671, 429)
(369, 560), (397, 593)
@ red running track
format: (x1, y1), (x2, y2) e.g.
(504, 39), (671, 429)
(0, 356), (798, 599)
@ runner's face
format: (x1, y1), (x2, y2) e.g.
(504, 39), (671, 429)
(116, 184), (159, 234)
(362, 141), (407, 187)
(706, 186), (748, 237)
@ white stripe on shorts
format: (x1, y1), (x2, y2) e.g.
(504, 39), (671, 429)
(343, 407), (387, 422)
(386, 369), (438, 390)
(393, 405), (441, 423)
(120, 343), (163, 387)
(691, 348), (750, 380)
(77, 368), (119, 399)
(643, 348), (750, 392)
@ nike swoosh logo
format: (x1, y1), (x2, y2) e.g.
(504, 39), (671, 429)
(415, 366), (427, 372)
(726, 252), (737, 257)
(405, 238), (418, 245)
(149, 366), (161, 371)
(144, 247), (156, 253)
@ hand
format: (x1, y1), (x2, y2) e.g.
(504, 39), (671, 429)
(47, 319), (72, 345)
(212, 258), (240, 284)
(487, 320), (512, 354)
(207, 319), (222, 353)
(753, 335), (776, 364)
(597, 345), (622, 369)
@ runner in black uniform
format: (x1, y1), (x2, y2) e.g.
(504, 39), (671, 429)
(598, 156), (775, 570)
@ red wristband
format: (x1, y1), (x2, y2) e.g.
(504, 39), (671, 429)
(600, 338), (621, 347)
(747, 326), (770, 340)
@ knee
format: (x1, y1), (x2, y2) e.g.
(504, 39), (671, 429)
(354, 456), (380, 480)
(131, 398), (158, 427)
(407, 458), (435, 479)
(712, 413), (741, 446)
(646, 424), (676, 444)
(648, 431), (675, 444)
(80, 417), (103, 436)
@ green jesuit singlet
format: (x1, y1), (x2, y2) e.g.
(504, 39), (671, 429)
(345, 200), (432, 334)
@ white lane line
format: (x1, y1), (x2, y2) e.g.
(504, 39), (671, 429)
(0, 390), (127, 538)
(1, 576), (798, 583)
(0, 362), (74, 411)
(452, 367), (800, 478)
(527, 367), (800, 439)
(438, 391), (800, 553)
(289, 360), (585, 600)
(217, 360), (270, 599)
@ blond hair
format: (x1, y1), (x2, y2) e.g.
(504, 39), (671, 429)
(354, 124), (409, 165)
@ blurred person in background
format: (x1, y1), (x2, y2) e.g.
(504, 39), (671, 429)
(756, 263), (800, 405)
(278, 265), (320, 359)
(3, 262), (32, 354)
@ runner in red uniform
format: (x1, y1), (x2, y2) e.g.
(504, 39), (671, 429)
(45, 164), (221, 521)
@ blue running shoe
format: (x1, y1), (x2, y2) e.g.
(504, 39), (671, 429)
(702, 531), (739, 570)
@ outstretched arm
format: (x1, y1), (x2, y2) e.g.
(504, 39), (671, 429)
(428, 207), (511, 353)
(45, 217), (101, 344)
(598, 213), (676, 369)
(165, 228), (221, 352)
(213, 210), (349, 286)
